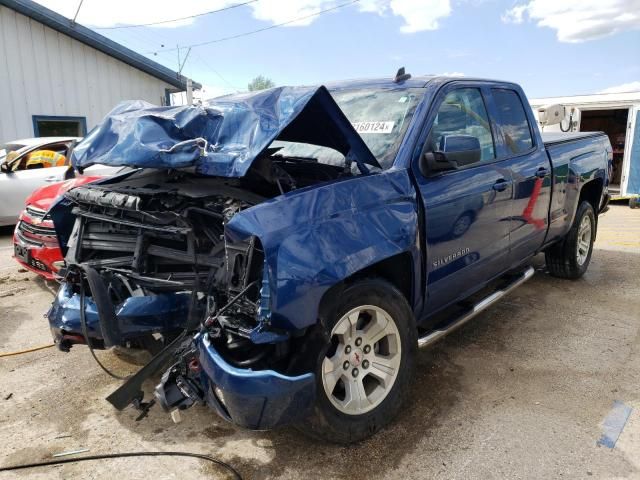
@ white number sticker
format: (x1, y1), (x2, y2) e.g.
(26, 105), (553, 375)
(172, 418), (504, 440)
(351, 121), (395, 134)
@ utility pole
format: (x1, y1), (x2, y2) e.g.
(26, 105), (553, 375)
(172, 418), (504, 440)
(186, 79), (193, 105)
(71, 0), (84, 24)
(176, 46), (193, 105)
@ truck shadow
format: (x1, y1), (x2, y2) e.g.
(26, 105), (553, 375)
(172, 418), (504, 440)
(108, 249), (633, 479)
(109, 342), (465, 480)
(0, 305), (34, 344)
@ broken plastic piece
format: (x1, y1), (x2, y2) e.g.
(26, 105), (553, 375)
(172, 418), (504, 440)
(170, 409), (182, 424)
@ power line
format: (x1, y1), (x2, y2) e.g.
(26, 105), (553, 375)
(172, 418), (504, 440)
(191, 50), (241, 91)
(147, 0), (360, 54)
(95, 0), (258, 30)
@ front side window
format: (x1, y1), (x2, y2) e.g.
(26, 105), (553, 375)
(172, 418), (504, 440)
(491, 89), (534, 154)
(4, 142), (71, 172)
(0, 143), (26, 165)
(428, 88), (495, 163)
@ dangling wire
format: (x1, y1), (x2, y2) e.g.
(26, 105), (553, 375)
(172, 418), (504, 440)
(560, 112), (573, 132)
(79, 279), (129, 380)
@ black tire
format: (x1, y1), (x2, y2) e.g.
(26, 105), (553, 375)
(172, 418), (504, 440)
(545, 201), (596, 279)
(299, 278), (417, 444)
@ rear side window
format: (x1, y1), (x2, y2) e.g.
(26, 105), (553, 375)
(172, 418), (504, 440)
(492, 89), (534, 154)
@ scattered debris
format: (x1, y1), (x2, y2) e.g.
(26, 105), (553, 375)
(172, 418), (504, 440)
(597, 400), (633, 448)
(0, 285), (27, 298)
(4, 393), (13, 400)
(52, 448), (90, 458)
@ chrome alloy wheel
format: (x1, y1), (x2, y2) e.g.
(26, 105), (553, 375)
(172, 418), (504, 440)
(576, 215), (592, 266)
(321, 305), (401, 415)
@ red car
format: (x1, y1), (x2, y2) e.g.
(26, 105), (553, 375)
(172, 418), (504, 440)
(13, 176), (101, 280)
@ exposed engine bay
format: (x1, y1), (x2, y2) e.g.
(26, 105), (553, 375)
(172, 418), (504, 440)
(48, 85), (387, 428)
(60, 153), (350, 366)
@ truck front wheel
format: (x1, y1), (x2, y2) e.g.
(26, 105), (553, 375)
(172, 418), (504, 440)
(300, 278), (417, 443)
(545, 201), (596, 279)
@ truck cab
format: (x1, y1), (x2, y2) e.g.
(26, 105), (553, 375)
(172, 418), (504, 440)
(411, 80), (553, 316)
(46, 75), (610, 444)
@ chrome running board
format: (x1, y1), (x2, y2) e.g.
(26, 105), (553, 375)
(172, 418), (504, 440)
(418, 266), (535, 349)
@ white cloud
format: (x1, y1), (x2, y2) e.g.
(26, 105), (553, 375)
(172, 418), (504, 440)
(35, 0), (452, 34)
(502, 0), (640, 42)
(359, 0), (452, 33)
(390, 0), (452, 33)
(599, 81), (640, 93)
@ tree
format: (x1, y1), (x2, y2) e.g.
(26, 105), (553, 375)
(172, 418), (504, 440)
(248, 75), (275, 91)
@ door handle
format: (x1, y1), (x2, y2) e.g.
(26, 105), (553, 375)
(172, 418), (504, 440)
(535, 167), (550, 178)
(44, 176), (58, 182)
(492, 179), (510, 192)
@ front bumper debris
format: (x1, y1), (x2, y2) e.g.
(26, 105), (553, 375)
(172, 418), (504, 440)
(155, 333), (316, 430)
(48, 284), (190, 350)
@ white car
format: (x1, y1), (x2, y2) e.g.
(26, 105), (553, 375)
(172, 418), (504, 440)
(0, 137), (119, 226)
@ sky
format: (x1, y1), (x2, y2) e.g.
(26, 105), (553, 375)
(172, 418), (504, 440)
(35, 0), (640, 100)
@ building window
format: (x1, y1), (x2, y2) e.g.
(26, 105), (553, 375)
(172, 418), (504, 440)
(32, 115), (87, 137)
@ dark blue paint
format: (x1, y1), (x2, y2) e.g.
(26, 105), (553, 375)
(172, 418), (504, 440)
(48, 283), (190, 343)
(71, 86), (380, 176)
(197, 333), (315, 429)
(48, 76), (611, 430)
(543, 135), (611, 243)
(225, 168), (419, 330)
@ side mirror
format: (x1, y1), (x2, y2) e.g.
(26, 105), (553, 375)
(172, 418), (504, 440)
(419, 134), (482, 176)
(0, 162), (8, 174)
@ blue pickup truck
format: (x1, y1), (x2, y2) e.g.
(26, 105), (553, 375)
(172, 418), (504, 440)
(48, 73), (611, 443)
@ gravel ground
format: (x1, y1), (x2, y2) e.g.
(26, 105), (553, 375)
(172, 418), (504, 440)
(0, 203), (639, 479)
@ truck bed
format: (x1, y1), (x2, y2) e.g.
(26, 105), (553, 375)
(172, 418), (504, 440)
(542, 131), (607, 146)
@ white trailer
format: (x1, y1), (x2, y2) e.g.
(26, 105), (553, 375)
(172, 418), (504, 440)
(530, 91), (640, 199)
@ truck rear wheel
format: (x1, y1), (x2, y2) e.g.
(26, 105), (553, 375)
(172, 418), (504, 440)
(545, 201), (596, 279)
(300, 278), (417, 444)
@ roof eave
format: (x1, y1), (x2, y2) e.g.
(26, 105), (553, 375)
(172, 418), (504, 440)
(0, 0), (201, 90)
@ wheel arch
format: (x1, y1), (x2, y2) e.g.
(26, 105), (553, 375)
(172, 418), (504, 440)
(317, 251), (416, 322)
(579, 178), (604, 214)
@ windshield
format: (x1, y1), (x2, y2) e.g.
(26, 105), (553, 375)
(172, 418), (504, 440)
(273, 88), (423, 170)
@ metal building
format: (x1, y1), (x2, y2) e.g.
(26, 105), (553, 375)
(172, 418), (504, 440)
(0, 0), (200, 143)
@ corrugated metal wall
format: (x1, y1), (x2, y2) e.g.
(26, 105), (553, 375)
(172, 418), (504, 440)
(0, 5), (173, 142)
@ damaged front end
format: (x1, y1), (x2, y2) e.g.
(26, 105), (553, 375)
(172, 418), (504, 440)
(48, 85), (380, 429)
(50, 168), (316, 427)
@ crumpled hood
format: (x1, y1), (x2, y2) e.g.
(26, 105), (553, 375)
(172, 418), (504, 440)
(72, 86), (380, 177)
